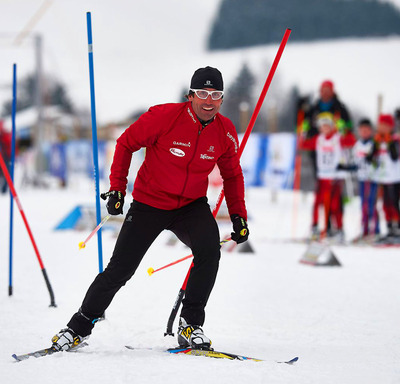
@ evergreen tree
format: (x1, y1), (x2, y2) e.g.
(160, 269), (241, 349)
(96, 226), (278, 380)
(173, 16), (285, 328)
(1, 74), (74, 116)
(208, 0), (400, 50)
(222, 63), (262, 132)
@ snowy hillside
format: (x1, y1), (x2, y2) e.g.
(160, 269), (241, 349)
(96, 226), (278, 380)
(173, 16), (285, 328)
(0, 183), (399, 383)
(0, 0), (399, 126)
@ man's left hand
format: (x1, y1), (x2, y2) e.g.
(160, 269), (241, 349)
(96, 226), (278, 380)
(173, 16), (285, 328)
(231, 214), (249, 244)
(100, 190), (124, 215)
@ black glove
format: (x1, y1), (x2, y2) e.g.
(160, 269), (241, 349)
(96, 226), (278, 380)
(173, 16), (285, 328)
(230, 214), (249, 244)
(100, 191), (124, 215)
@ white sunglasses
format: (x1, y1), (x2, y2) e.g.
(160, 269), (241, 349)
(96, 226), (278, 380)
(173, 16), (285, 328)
(190, 88), (224, 100)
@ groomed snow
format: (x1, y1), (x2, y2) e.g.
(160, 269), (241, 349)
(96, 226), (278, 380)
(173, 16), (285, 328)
(0, 180), (399, 384)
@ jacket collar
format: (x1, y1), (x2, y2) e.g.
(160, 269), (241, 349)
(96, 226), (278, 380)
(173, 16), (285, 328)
(186, 102), (216, 127)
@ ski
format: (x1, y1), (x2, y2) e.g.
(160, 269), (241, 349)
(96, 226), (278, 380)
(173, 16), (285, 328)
(12, 342), (88, 362)
(12, 347), (57, 362)
(125, 345), (298, 364)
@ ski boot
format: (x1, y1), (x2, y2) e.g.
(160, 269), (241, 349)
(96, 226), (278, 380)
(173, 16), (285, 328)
(310, 225), (320, 241)
(177, 318), (212, 350)
(51, 328), (87, 351)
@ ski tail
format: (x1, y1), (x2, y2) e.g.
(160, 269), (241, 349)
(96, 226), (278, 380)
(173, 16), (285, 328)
(167, 347), (262, 361)
(167, 347), (298, 364)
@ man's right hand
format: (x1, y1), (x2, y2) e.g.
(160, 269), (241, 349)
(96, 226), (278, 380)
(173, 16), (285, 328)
(100, 191), (124, 215)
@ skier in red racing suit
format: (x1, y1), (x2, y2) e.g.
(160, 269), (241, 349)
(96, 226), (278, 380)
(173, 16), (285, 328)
(51, 66), (249, 351)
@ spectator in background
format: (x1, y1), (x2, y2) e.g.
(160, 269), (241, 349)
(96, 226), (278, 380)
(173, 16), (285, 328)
(395, 108), (400, 131)
(301, 81), (355, 235)
(300, 112), (350, 243)
(366, 114), (400, 244)
(352, 119), (380, 242)
(302, 80), (353, 178)
(0, 121), (12, 194)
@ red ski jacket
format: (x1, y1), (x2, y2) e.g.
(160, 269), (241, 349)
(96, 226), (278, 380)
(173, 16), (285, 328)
(109, 102), (247, 219)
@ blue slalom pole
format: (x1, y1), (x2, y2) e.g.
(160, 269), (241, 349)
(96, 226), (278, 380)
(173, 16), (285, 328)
(86, 12), (103, 273)
(9, 63), (17, 296)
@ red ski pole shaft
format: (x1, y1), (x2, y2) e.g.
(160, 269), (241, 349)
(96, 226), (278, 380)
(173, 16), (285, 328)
(148, 238), (232, 276)
(164, 29), (292, 336)
(148, 254), (193, 276)
(0, 152), (56, 307)
(79, 214), (111, 249)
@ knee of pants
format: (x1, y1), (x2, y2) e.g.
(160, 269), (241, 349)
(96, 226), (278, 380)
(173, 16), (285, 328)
(102, 258), (140, 287)
(192, 242), (221, 264)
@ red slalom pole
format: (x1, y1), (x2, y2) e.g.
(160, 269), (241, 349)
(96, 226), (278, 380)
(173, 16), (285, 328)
(164, 29), (292, 336)
(211, 28), (292, 217)
(0, 152), (56, 307)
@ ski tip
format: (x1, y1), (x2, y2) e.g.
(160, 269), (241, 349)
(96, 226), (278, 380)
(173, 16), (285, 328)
(284, 356), (299, 365)
(12, 354), (21, 362)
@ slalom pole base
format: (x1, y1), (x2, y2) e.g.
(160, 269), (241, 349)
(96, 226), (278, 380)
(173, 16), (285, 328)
(42, 268), (57, 308)
(8, 286), (13, 296)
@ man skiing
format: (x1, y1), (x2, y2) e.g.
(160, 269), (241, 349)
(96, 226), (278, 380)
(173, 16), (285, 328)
(51, 66), (249, 352)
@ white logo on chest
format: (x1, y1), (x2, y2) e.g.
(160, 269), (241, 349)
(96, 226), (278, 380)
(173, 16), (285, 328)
(200, 154), (214, 160)
(170, 148), (186, 157)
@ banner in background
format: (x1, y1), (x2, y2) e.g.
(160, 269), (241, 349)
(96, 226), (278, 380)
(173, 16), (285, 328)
(49, 143), (67, 183)
(50, 140), (106, 183)
(237, 133), (261, 186)
(49, 134), (296, 190)
(240, 133), (296, 189)
(264, 133), (296, 189)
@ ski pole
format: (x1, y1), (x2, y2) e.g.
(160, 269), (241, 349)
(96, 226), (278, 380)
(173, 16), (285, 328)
(147, 237), (232, 276)
(9, 63), (17, 296)
(79, 214), (111, 249)
(164, 28), (292, 336)
(0, 151), (56, 307)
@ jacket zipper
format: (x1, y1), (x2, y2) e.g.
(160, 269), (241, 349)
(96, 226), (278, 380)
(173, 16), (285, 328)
(177, 125), (204, 208)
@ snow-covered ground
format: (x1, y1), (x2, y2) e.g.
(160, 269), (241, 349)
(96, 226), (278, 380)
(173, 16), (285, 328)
(0, 180), (399, 384)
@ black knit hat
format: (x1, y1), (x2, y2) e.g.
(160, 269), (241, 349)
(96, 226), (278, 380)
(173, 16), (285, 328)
(190, 66), (223, 91)
(358, 118), (372, 127)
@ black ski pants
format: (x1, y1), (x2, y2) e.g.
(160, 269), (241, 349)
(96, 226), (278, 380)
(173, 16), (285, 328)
(68, 197), (221, 337)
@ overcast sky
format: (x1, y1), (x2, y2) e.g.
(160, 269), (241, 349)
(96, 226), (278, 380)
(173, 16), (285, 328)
(1, 0), (399, 124)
